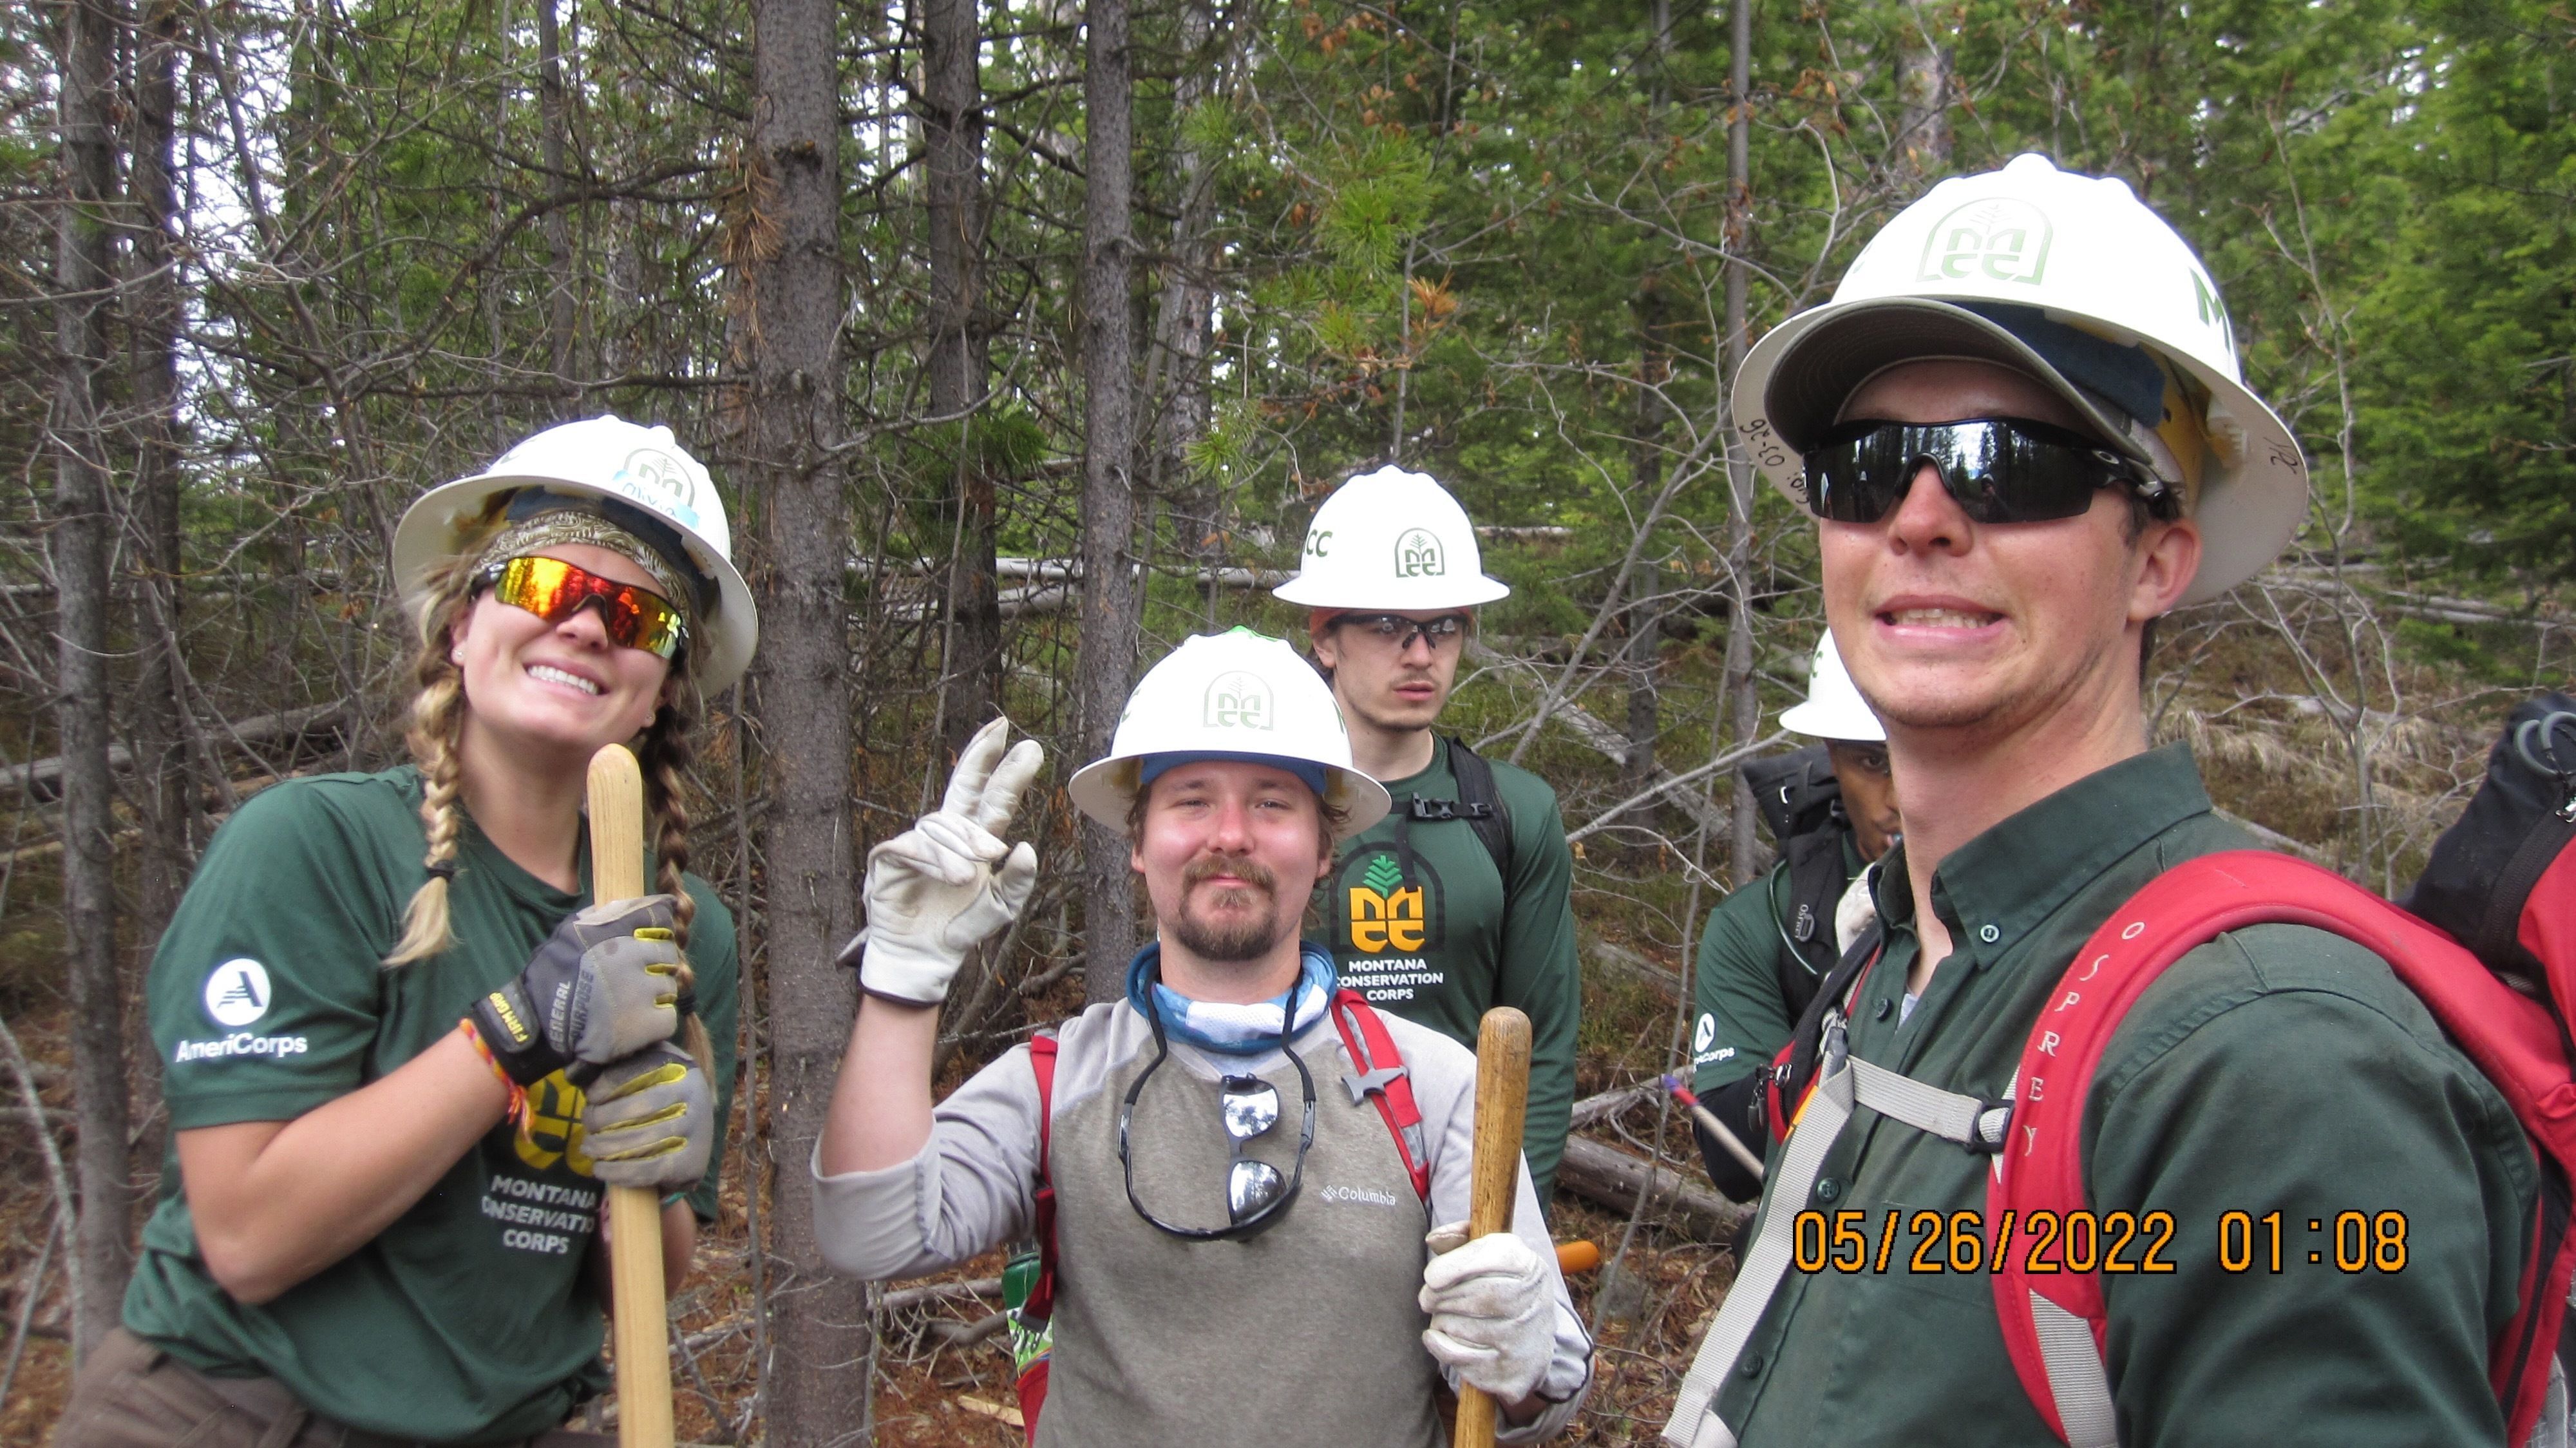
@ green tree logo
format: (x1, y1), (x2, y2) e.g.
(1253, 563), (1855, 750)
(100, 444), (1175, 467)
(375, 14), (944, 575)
(1202, 671), (1276, 729)
(1392, 528), (1446, 578)
(1917, 197), (2053, 286)
(1362, 853), (1404, 894)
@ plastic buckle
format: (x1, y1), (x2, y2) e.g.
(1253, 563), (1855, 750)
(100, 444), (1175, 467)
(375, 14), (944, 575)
(1818, 1014), (1850, 1081)
(1962, 1097), (2014, 1155)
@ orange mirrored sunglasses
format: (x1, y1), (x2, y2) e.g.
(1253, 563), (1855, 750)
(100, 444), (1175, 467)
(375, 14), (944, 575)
(476, 555), (688, 660)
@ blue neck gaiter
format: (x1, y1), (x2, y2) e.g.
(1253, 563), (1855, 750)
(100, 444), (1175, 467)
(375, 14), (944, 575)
(1123, 942), (1338, 1056)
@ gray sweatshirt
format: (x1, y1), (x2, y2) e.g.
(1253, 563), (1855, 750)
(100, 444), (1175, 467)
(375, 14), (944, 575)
(813, 995), (1593, 1445)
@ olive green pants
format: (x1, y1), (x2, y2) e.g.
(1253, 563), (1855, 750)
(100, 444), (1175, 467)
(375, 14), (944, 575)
(53, 1328), (618, 1448)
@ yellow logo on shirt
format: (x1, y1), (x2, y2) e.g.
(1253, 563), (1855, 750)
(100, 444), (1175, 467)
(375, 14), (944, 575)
(513, 1071), (596, 1175)
(1347, 853), (1426, 953)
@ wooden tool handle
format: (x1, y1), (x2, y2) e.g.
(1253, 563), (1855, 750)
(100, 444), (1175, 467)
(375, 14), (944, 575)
(1453, 1006), (1532, 1448)
(587, 744), (674, 1448)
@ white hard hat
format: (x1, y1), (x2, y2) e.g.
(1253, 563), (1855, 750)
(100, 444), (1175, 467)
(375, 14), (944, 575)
(1777, 631), (1884, 743)
(1733, 153), (2308, 605)
(1271, 465), (1511, 611)
(1066, 628), (1394, 839)
(392, 416), (759, 692)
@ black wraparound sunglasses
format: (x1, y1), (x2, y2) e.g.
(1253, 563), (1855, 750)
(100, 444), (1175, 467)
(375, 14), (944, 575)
(1802, 417), (2175, 526)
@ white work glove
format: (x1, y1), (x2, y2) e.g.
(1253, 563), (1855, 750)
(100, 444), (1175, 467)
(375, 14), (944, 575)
(1419, 1221), (1556, 1404)
(1834, 862), (1880, 954)
(851, 718), (1043, 1006)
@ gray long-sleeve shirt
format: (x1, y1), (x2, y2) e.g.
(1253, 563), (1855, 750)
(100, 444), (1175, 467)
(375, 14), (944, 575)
(813, 993), (1593, 1445)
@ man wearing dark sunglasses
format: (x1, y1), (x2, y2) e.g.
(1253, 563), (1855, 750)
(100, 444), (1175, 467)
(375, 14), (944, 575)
(1667, 155), (2533, 1448)
(1276, 464), (1584, 1212)
(815, 631), (1593, 1446)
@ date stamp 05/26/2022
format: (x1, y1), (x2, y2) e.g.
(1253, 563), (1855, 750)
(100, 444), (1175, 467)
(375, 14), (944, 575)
(1785, 1208), (2413, 1277)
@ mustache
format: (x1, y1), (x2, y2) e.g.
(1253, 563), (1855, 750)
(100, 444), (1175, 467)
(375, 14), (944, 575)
(1182, 854), (1278, 895)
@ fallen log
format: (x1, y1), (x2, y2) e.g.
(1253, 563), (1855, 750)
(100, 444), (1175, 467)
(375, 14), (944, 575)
(3, 700), (348, 802)
(1557, 1133), (1747, 1243)
(878, 1276), (1002, 1313)
(1567, 1082), (1656, 1130)
(1585, 936), (1682, 995)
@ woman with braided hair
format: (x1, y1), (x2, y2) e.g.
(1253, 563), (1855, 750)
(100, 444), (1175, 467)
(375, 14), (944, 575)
(58, 418), (753, 1448)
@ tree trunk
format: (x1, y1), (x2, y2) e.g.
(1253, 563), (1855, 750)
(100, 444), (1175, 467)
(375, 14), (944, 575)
(538, 0), (578, 390)
(1148, 0), (1224, 623)
(1622, 273), (1669, 855)
(1721, 0), (1761, 884)
(51, 0), (135, 1363)
(746, 0), (865, 1433)
(923, 0), (1001, 752)
(1077, 0), (1141, 1005)
(126, 0), (191, 1156)
(1893, 0), (1951, 188)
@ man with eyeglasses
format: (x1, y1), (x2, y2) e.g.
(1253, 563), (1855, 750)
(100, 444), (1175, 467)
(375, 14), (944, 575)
(1687, 630), (1899, 1202)
(1665, 155), (2535, 1447)
(1276, 464), (1583, 1210)
(813, 630), (1592, 1446)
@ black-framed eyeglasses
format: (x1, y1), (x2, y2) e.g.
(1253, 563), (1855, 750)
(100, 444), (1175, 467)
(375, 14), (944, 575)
(1118, 986), (1316, 1243)
(1801, 417), (2174, 526)
(1332, 612), (1470, 652)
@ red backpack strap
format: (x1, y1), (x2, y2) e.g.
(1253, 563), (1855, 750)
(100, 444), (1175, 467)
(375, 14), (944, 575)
(1766, 938), (1884, 1145)
(1988, 850), (2576, 1447)
(1329, 989), (1432, 1202)
(1025, 1034), (1059, 1322)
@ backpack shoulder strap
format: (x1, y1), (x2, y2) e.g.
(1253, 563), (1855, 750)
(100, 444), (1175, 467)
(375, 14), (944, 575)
(1025, 1034), (1059, 1322)
(1330, 989), (1433, 1202)
(1444, 736), (1515, 882)
(1988, 850), (2576, 1448)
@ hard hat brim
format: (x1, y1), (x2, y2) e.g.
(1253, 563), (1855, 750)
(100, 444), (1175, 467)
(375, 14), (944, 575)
(1270, 573), (1511, 609)
(393, 472), (759, 693)
(1066, 754), (1394, 840)
(1736, 297), (2309, 605)
(1778, 697), (1887, 743)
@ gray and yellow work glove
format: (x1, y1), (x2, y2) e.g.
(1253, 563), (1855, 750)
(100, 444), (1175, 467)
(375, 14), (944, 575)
(1419, 1220), (1557, 1404)
(580, 1040), (714, 1190)
(471, 895), (683, 1087)
(846, 718), (1043, 1006)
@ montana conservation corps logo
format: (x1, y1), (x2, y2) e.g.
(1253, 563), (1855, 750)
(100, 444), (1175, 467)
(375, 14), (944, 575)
(203, 958), (270, 1028)
(1392, 528), (1447, 579)
(1917, 196), (2053, 286)
(1202, 671), (1276, 730)
(513, 1072), (596, 1176)
(1341, 852), (1444, 954)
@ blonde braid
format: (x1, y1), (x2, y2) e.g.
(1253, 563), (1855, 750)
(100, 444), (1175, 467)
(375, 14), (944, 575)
(636, 686), (715, 1078)
(386, 553), (484, 966)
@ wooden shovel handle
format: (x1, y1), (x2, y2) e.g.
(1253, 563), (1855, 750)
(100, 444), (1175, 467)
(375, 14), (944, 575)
(588, 744), (674, 1448)
(1453, 1007), (1531, 1448)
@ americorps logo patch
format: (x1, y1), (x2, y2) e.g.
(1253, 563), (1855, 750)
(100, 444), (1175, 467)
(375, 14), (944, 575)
(203, 958), (271, 1027)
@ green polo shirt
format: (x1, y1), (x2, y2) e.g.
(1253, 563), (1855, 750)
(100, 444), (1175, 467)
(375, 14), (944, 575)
(1690, 831), (1866, 1094)
(121, 767), (740, 1445)
(1321, 737), (1581, 1205)
(1713, 745), (2534, 1445)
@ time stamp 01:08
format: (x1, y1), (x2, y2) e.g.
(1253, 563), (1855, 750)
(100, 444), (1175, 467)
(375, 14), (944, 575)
(1787, 1208), (2412, 1276)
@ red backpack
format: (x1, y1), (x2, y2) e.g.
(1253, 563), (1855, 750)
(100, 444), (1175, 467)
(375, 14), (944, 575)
(1005, 989), (1434, 1441)
(1671, 695), (2576, 1448)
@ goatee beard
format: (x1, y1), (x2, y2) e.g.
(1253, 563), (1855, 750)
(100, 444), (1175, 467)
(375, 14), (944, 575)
(1171, 857), (1285, 963)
